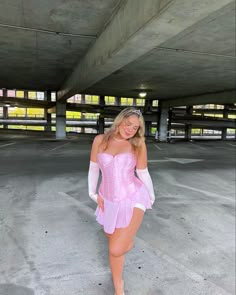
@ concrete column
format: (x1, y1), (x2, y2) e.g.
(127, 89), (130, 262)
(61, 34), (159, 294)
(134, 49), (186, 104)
(185, 106), (193, 141)
(81, 95), (86, 133)
(98, 116), (105, 134)
(81, 94), (86, 104)
(158, 105), (169, 142)
(144, 99), (153, 137)
(98, 96), (105, 134)
(144, 99), (152, 113)
(56, 101), (66, 139)
(100, 95), (105, 107)
(2, 89), (8, 129)
(115, 96), (121, 106)
(145, 121), (151, 137)
(3, 106), (8, 129)
(167, 108), (172, 141)
(44, 91), (52, 132)
(24, 90), (28, 99)
(222, 105), (229, 140)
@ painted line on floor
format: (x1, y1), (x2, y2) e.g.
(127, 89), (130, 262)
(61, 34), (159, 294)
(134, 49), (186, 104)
(0, 142), (16, 148)
(51, 142), (70, 151)
(153, 143), (162, 150)
(189, 142), (206, 149)
(226, 143), (236, 147)
(148, 159), (169, 163)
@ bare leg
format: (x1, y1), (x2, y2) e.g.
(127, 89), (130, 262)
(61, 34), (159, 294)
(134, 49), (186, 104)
(107, 208), (144, 295)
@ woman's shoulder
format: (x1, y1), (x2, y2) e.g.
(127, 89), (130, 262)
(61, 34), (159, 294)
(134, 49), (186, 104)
(93, 134), (105, 145)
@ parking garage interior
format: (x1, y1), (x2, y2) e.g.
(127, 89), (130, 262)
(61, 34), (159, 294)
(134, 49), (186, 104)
(0, 1), (235, 295)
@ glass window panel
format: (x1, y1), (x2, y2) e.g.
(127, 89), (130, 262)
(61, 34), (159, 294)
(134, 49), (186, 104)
(7, 90), (16, 97)
(51, 92), (56, 102)
(27, 108), (44, 117)
(66, 111), (81, 119)
(105, 96), (115, 105)
(84, 112), (99, 119)
(127, 98), (133, 105)
(136, 98), (145, 106)
(152, 100), (158, 106)
(16, 90), (24, 98)
(8, 107), (26, 117)
(28, 91), (36, 99)
(0, 89), (3, 96)
(37, 91), (44, 100)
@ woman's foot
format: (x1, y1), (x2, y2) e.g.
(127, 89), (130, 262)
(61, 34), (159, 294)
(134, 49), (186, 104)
(114, 279), (124, 295)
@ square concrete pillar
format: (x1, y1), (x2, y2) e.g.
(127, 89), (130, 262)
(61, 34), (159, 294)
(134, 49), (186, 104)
(44, 90), (52, 132)
(158, 106), (169, 142)
(56, 101), (66, 139)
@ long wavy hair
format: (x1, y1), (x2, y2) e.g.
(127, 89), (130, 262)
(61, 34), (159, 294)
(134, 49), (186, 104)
(101, 107), (145, 151)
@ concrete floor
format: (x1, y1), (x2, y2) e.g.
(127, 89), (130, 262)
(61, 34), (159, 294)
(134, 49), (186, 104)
(0, 131), (235, 295)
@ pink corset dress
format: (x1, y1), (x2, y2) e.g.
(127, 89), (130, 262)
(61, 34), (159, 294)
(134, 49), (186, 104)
(95, 152), (152, 234)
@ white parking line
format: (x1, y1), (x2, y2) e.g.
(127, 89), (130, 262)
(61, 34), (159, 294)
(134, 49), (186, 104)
(153, 143), (162, 150)
(0, 142), (16, 148)
(51, 142), (70, 151)
(227, 143), (236, 147)
(189, 142), (206, 149)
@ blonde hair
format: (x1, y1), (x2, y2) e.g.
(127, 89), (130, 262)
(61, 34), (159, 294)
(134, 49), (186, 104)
(101, 107), (145, 150)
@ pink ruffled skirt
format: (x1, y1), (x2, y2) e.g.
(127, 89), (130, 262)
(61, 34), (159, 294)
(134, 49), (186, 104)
(95, 184), (152, 234)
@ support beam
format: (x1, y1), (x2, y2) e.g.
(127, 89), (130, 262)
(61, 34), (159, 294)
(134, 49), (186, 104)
(221, 105), (229, 140)
(98, 116), (105, 134)
(115, 96), (121, 106)
(185, 106), (193, 140)
(158, 106), (169, 142)
(58, 0), (234, 101)
(162, 90), (236, 108)
(80, 95), (86, 133)
(2, 89), (8, 129)
(56, 102), (66, 139)
(3, 106), (8, 129)
(144, 99), (153, 136)
(44, 91), (52, 132)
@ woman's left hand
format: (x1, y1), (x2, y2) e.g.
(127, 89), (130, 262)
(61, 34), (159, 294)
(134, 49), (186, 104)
(97, 195), (104, 212)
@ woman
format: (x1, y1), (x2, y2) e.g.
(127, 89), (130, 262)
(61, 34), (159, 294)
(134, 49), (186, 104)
(88, 107), (155, 295)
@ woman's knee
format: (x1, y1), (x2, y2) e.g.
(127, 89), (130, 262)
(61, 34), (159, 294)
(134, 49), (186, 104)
(109, 240), (134, 257)
(109, 244), (124, 257)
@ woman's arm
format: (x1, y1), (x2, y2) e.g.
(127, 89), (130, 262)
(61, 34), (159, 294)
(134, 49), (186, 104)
(88, 134), (103, 203)
(136, 142), (156, 205)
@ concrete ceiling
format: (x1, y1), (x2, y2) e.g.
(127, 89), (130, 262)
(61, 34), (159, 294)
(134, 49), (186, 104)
(0, 0), (235, 103)
(0, 0), (123, 90)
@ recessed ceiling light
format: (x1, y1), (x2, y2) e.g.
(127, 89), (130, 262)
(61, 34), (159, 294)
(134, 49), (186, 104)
(5, 104), (10, 107)
(139, 92), (147, 98)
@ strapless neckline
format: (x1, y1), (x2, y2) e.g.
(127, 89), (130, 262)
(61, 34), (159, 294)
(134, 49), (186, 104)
(98, 151), (135, 158)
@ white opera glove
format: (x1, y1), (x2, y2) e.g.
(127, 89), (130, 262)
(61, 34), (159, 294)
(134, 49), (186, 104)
(136, 168), (155, 205)
(88, 161), (100, 203)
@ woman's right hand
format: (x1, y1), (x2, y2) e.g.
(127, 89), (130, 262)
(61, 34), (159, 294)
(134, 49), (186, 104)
(97, 195), (104, 212)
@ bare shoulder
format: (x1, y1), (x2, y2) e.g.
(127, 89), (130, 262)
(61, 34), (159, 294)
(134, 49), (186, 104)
(138, 140), (147, 154)
(93, 134), (104, 146)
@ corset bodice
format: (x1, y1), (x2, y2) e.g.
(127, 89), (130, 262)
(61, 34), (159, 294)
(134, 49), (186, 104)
(97, 152), (142, 202)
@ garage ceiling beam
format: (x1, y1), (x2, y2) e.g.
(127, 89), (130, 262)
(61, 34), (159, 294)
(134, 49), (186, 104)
(57, 0), (234, 102)
(161, 90), (236, 107)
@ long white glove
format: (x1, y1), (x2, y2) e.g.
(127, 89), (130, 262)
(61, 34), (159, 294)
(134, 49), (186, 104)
(88, 161), (100, 203)
(136, 168), (155, 205)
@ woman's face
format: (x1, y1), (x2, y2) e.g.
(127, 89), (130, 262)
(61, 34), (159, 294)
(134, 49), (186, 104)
(118, 115), (140, 139)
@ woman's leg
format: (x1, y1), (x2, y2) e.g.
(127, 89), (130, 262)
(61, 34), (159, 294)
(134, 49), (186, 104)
(108, 208), (144, 295)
